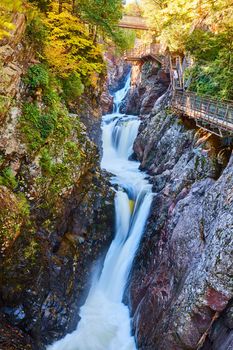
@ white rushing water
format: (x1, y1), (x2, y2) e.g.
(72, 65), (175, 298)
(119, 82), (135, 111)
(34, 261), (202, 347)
(48, 73), (153, 350)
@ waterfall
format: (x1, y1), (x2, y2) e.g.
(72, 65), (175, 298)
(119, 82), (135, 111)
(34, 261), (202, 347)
(47, 72), (153, 350)
(113, 72), (131, 113)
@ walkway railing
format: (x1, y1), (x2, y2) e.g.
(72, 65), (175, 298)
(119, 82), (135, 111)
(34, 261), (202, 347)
(172, 90), (233, 136)
(119, 16), (149, 30)
(124, 43), (163, 64)
(124, 40), (233, 136)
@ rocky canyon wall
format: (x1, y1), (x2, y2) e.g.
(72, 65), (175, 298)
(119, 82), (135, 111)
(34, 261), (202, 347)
(124, 62), (233, 350)
(0, 14), (114, 350)
(1, 16), (232, 350)
(120, 61), (170, 117)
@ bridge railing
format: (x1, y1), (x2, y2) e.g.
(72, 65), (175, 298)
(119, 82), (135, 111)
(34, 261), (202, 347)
(172, 90), (233, 134)
(124, 43), (162, 61)
(119, 15), (148, 30)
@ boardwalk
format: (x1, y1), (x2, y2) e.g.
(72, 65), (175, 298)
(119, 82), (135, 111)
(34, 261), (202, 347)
(119, 16), (149, 30)
(124, 41), (233, 137)
(172, 90), (233, 136)
(124, 43), (166, 66)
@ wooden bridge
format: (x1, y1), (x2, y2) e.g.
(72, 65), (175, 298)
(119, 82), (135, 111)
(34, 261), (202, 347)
(124, 43), (169, 69)
(172, 90), (233, 137)
(119, 16), (149, 30)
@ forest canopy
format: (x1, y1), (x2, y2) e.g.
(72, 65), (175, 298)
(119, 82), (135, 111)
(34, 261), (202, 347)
(0, 0), (135, 94)
(1, 0), (233, 99)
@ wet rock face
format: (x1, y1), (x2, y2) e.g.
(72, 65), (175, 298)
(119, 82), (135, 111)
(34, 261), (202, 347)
(0, 160), (114, 349)
(127, 109), (233, 349)
(104, 52), (131, 94)
(202, 301), (233, 350)
(99, 52), (130, 117)
(120, 61), (170, 117)
(100, 91), (114, 115)
(0, 313), (33, 350)
(0, 13), (115, 350)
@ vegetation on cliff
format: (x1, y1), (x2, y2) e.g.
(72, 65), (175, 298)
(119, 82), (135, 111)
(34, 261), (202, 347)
(0, 0), (128, 206)
(141, 0), (233, 99)
(0, 0), (22, 39)
(0, 0), (125, 268)
(0, 1), (117, 346)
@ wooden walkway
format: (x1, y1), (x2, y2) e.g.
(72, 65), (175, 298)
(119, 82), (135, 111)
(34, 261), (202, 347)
(119, 16), (149, 30)
(124, 43), (167, 68)
(172, 90), (233, 137)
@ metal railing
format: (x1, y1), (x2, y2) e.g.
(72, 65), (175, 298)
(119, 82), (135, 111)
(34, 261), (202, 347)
(172, 90), (233, 135)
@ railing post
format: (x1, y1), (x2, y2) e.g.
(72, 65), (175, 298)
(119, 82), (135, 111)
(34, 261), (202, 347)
(206, 100), (210, 122)
(215, 102), (219, 123)
(194, 94), (197, 119)
(224, 105), (229, 125)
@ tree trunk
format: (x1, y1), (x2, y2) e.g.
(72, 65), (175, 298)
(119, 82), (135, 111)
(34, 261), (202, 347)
(58, 0), (63, 14)
(93, 26), (97, 44)
(72, 0), (76, 14)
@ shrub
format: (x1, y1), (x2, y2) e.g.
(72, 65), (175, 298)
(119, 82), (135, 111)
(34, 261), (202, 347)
(185, 28), (233, 100)
(20, 103), (43, 151)
(0, 95), (10, 118)
(17, 193), (30, 217)
(26, 13), (48, 51)
(42, 86), (60, 107)
(21, 102), (59, 151)
(0, 167), (18, 190)
(62, 73), (84, 102)
(24, 239), (39, 262)
(39, 148), (53, 175)
(185, 65), (220, 98)
(38, 111), (57, 139)
(24, 64), (49, 90)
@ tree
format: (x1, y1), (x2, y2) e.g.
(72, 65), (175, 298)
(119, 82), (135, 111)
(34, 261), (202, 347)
(43, 10), (105, 87)
(27, 0), (52, 12)
(123, 1), (142, 16)
(0, 0), (22, 39)
(141, 0), (233, 53)
(76, 0), (124, 45)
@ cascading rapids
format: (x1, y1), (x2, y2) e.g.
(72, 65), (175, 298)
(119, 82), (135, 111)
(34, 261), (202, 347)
(47, 72), (153, 350)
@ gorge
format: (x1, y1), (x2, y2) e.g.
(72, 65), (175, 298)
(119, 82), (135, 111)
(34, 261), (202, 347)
(47, 73), (153, 350)
(0, 1), (233, 350)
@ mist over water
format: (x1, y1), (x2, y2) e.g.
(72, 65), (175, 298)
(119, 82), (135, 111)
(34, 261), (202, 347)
(47, 73), (153, 350)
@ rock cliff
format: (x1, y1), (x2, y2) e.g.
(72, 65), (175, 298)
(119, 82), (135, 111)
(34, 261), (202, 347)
(125, 69), (233, 349)
(0, 12), (114, 350)
(100, 51), (131, 116)
(120, 61), (170, 116)
(1, 13), (232, 350)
